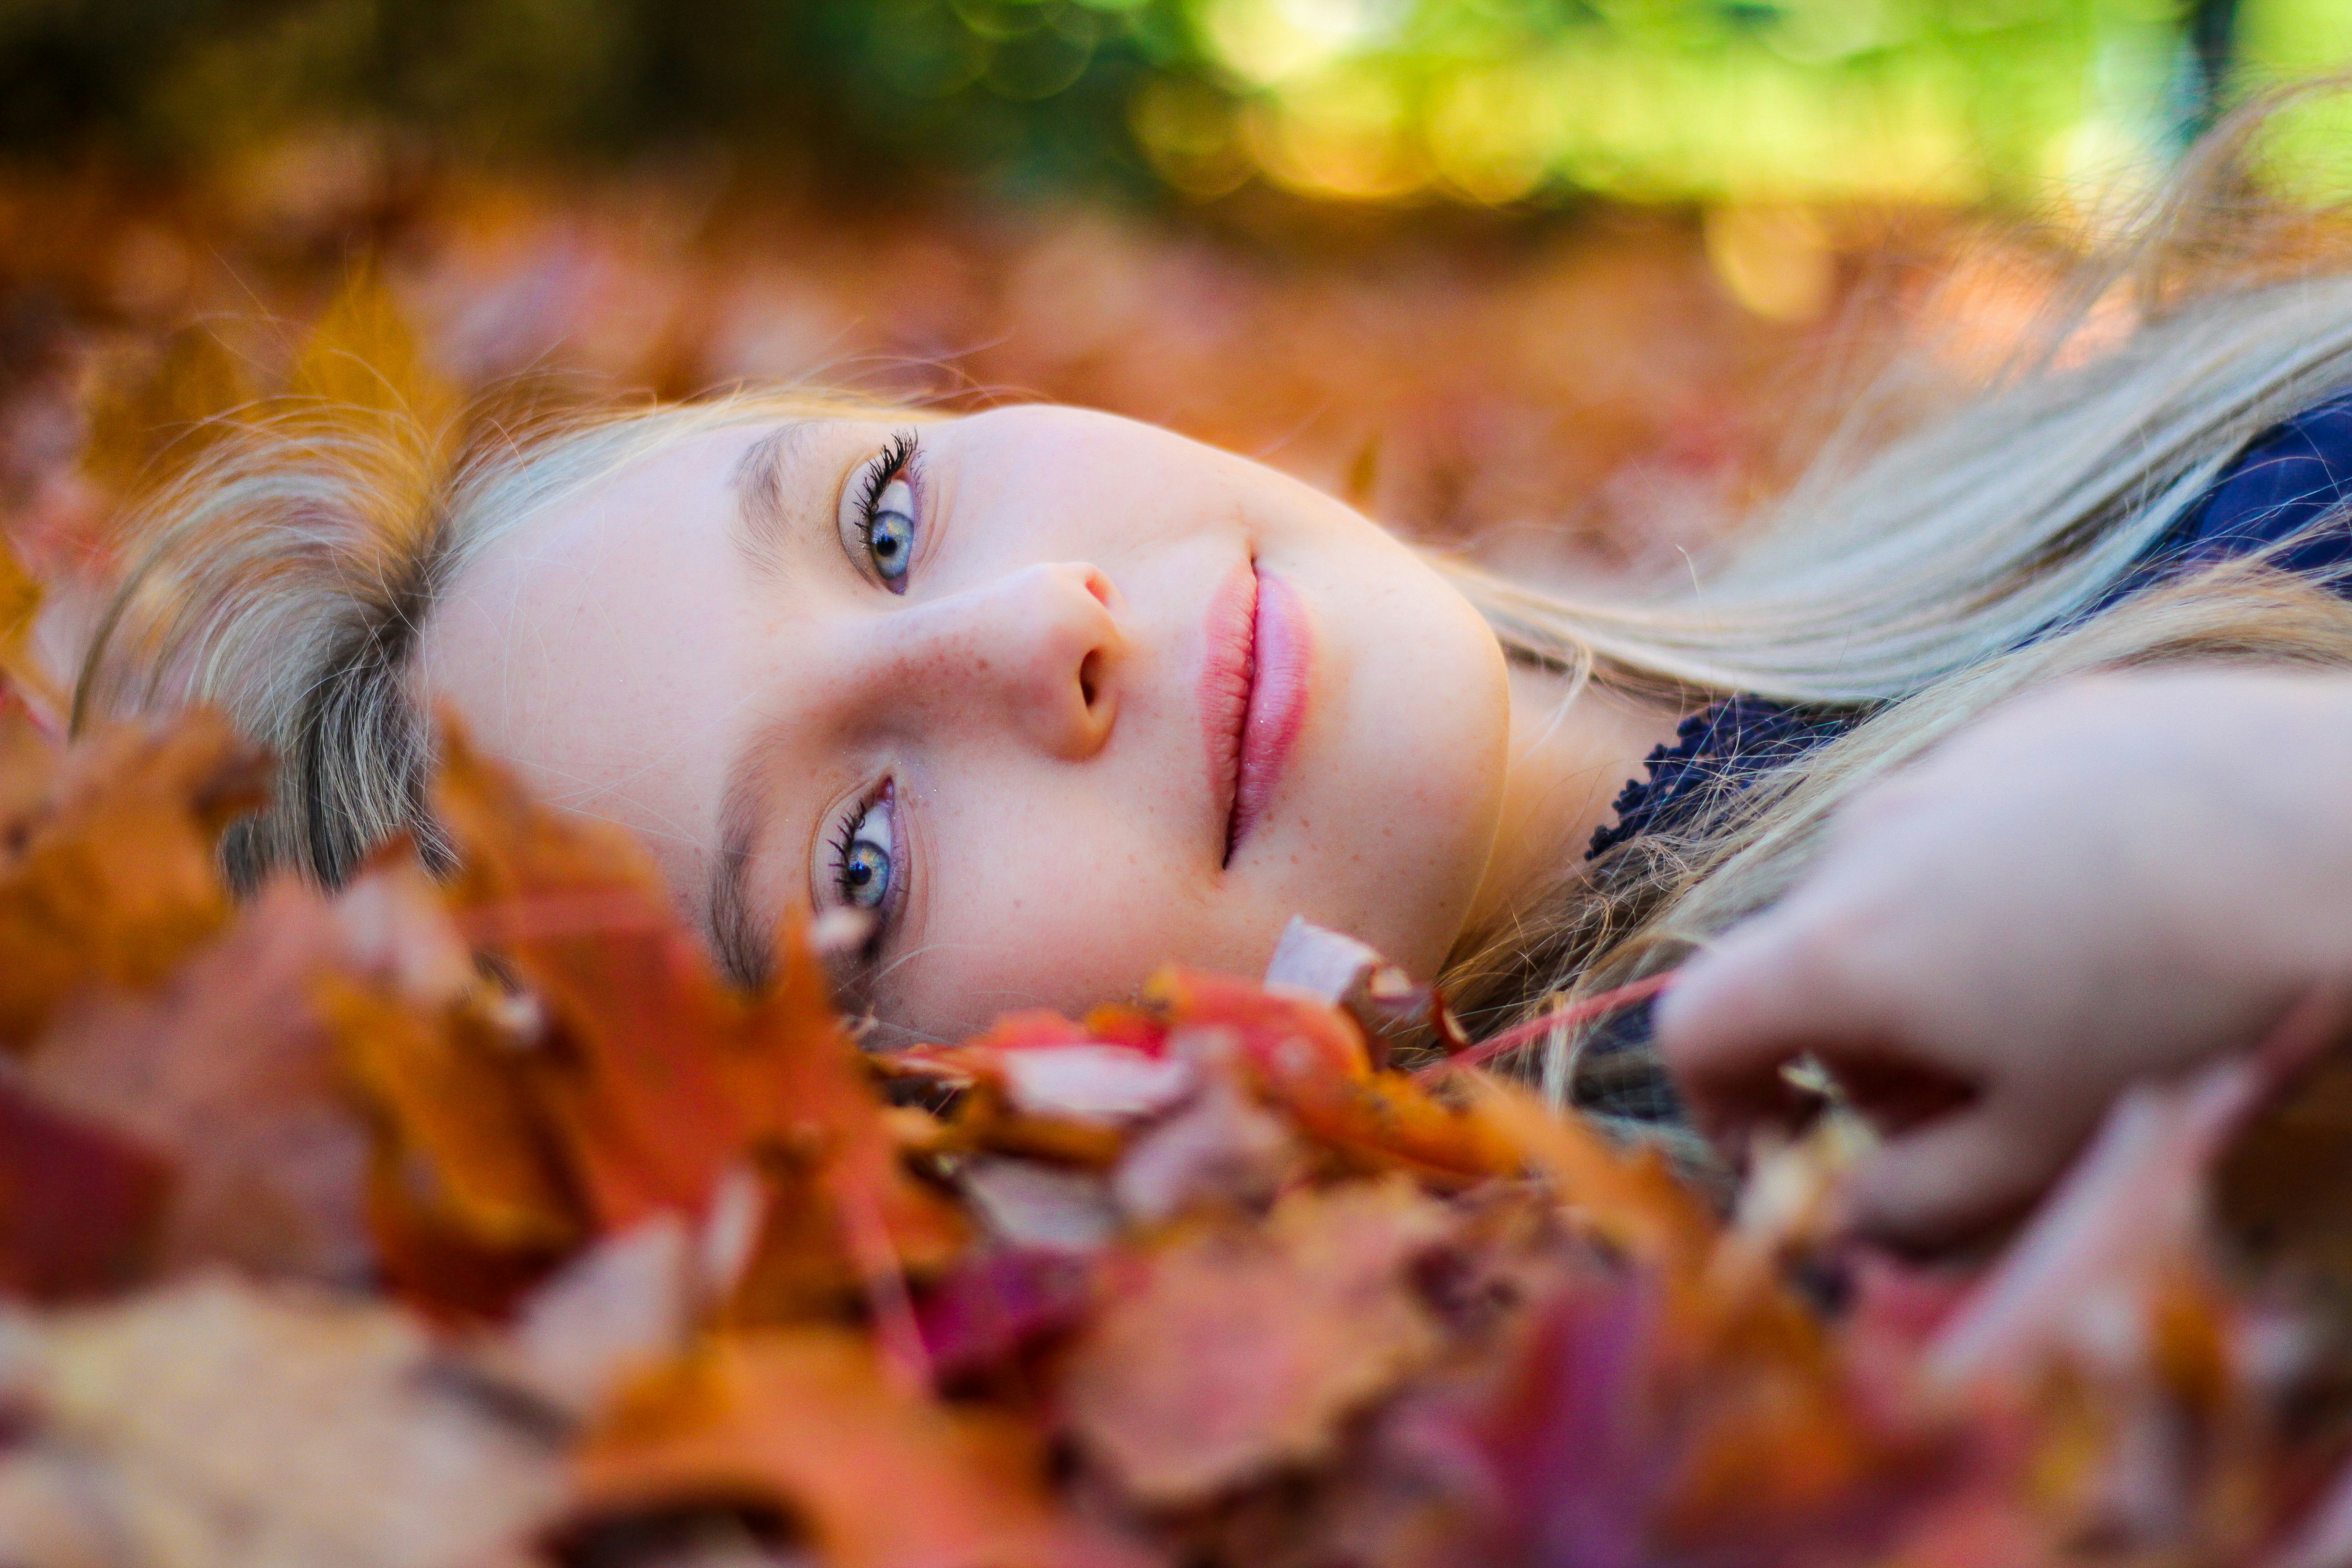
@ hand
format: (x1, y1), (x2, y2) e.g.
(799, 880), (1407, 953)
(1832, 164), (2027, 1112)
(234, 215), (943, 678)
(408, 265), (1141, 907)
(1654, 670), (2352, 1253)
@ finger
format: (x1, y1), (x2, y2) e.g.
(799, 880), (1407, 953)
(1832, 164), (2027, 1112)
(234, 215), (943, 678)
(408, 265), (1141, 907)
(1840, 1107), (2062, 1256)
(1654, 905), (1907, 1135)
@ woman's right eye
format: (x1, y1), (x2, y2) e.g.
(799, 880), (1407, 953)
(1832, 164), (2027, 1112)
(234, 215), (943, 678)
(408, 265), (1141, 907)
(837, 432), (921, 593)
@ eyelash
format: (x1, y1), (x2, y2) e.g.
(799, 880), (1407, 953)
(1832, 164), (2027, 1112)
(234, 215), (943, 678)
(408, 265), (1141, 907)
(853, 431), (920, 588)
(826, 782), (901, 954)
(826, 810), (861, 892)
(857, 431), (916, 517)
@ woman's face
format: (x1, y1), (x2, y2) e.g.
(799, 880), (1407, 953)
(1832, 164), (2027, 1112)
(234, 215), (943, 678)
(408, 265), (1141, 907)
(421, 406), (1513, 1040)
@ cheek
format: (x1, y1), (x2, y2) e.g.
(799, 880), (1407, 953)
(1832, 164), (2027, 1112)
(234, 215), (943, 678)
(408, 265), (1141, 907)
(892, 775), (1222, 1037)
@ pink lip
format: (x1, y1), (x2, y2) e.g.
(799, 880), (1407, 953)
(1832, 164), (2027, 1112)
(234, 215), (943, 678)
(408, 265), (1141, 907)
(1197, 560), (1311, 864)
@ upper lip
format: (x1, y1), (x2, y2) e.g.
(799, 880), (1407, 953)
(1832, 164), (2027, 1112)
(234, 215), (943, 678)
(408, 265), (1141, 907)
(1198, 559), (1259, 865)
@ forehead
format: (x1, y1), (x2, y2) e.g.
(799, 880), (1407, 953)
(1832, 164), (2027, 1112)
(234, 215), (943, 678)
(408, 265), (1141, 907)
(417, 421), (809, 872)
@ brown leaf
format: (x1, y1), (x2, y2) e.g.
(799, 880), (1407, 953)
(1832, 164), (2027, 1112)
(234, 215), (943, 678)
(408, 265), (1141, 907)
(78, 323), (260, 514)
(341, 725), (965, 1321)
(573, 1329), (1141, 1568)
(0, 710), (267, 1049)
(0, 1273), (568, 1568)
(1467, 1081), (1718, 1272)
(1062, 1178), (1453, 1507)
(29, 878), (375, 1286)
(328, 972), (583, 1261)
(0, 707), (61, 838)
(0, 530), (54, 718)
(2216, 1035), (2352, 1314)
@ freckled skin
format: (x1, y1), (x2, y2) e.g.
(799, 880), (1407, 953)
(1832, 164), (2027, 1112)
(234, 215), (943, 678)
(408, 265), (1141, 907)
(420, 406), (1671, 1039)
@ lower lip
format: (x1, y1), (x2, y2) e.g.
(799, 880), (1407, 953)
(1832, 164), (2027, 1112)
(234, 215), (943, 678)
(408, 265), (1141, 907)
(1230, 567), (1311, 858)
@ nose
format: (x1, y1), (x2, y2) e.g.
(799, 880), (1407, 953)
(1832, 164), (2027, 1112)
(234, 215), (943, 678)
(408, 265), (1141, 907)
(889, 563), (1127, 759)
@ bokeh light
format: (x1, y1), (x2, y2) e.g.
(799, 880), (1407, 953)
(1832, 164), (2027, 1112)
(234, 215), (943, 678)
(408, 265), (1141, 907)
(5, 1), (2342, 213)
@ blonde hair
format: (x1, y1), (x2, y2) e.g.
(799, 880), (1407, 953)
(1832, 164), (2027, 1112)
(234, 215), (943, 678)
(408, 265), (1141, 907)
(77, 389), (927, 891)
(73, 98), (2352, 1103)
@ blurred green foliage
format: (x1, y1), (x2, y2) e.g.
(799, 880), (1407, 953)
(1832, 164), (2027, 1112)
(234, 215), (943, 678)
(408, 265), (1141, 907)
(0, 0), (2345, 206)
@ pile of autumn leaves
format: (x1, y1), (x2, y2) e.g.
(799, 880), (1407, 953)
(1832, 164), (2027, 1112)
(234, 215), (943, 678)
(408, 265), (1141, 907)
(7, 707), (2352, 1568)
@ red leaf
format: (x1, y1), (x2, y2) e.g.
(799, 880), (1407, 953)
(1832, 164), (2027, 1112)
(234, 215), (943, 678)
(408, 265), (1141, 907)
(0, 1075), (173, 1302)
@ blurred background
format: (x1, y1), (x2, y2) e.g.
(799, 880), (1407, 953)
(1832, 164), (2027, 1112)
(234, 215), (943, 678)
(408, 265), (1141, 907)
(3, 0), (2352, 601)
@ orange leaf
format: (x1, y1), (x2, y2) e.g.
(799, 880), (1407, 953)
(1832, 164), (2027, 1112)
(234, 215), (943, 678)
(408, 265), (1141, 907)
(0, 530), (57, 719)
(1468, 1079), (1719, 1272)
(79, 323), (260, 514)
(422, 724), (964, 1314)
(574, 1328), (1142, 1568)
(0, 710), (267, 1048)
(960, 1005), (1171, 1058)
(1151, 966), (1370, 1081)
(434, 725), (748, 1227)
(1256, 1061), (1529, 1184)
(325, 974), (582, 1258)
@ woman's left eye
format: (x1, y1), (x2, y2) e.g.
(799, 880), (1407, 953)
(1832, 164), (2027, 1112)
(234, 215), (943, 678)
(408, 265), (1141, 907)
(830, 786), (898, 915)
(839, 433), (920, 593)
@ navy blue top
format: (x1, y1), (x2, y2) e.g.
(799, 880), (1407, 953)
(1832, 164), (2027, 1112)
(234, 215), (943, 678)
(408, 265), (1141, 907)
(1570, 390), (2352, 1118)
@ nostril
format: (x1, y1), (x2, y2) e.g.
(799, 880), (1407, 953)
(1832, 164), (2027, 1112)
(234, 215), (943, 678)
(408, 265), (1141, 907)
(1078, 649), (1103, 712)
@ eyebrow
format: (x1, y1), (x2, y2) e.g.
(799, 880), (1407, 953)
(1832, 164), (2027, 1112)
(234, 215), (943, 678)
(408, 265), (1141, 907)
(728, 421), (823, 581)
(706, 739), (778, 992)
(706, 421), (824, 989)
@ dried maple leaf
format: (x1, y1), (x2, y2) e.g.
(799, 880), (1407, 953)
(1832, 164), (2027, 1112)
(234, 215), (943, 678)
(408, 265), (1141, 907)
(0, 529), (56, 718)
(1111, 1069), (1303, 1226)
(0, 1073), (172, 1302)
(431, 725), (760, 1229)
(488, 1215), (698, 1423)
(336, 725), (965, 1322)
(1061, 1178), (1454, 1508)
(280, 265), (463, 458)
(1465, 1082), (1717, 1272)
(916, 1248), (1097, 1386)
(1247, 1054), (1527, 1186)
(0, 710), (267, 1048)
(29, 877), (375, 1286)
(960, 1007), (1171, 1059)
(78, 321), (261, 514)
(328, 971), (586, 1315)
(0, 1273), (568, 1568)
(572, 1328), (1142, 1568)
(1149, 967), (1369, 1084)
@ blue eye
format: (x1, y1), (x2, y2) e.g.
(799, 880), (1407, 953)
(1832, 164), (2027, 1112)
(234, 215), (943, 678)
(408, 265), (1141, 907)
(865, 478), (915, 585)
(846, 432), (919, 594)
(832, 789), (897, 912)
